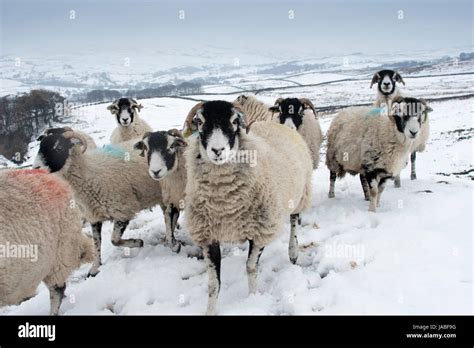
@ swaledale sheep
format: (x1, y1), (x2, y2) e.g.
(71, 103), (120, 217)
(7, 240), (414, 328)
(326, 96), (432, 212)
(133, 129), (188, 253)
(107, 98), (152, 144)
(269, 97), (323, 169)
(32, 128), (174, 276)
(184, 100), (312, 314)
(371, 69), (405, 108)
(0, 168), (95, 315)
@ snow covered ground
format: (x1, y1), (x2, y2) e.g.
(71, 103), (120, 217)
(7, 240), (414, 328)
(2, 89), (472, 315)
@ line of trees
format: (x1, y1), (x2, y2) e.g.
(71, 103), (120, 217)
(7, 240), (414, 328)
(0, 89), (65, 163)
(84, 81), (203, 103)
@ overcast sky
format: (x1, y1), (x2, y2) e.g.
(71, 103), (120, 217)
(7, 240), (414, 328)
(1, 0), (472, 58)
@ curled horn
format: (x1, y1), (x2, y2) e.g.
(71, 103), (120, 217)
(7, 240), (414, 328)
(394, 72), (405, 86)
(62, 130), (88, 154)
(130, 99), (144, 112)
(299, 98), (318, 119)
(182, 102), (205, 138)
(107, 100), (119, 114)
(370, 72), (380, 88)
(168, 128), (184, 139)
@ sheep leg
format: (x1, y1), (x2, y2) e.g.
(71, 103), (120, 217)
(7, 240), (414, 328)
(360, 174), (370, 201)
(289, 214), (299, 264)
(410, 152), (417, 180)
(203, 242), (221, 315)
(164, 204), (181, 253)
(246, 240), (264, 294)
(394, 175), (401, 188)
(88, 222), (102, 277)
(366, 173), (379, 212)
(111, 220), (143, 248)
(328, 171), (336, 198)
(47, 283), (65, 315)
(376, 178), (388, 208)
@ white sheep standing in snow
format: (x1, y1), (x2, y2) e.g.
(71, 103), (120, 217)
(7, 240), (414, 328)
(133, 129), (188, 252)
(107, 98), (152, 144)
(269, 97), (323, 169)
(326, 96), (432, 212)
(32, 128), (179, 277)
(0, 168), (95, 315)
(184, 100), (313, 314)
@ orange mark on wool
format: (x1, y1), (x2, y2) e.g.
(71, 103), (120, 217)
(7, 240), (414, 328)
(8, 169), (71, 203)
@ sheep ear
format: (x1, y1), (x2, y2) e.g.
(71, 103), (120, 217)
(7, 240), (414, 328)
(133, 141), (146, 157)
(394, 72), (405, 86)
(37, 134), (45, 141)
(419, 98), (433, 113)
(233, 106), (247, 129)
(268, 106), (279, 113)
(370, 73), (380, 88)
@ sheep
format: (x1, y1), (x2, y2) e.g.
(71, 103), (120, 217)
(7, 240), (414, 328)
(370, 69), (405, 108)
(269, 97), (323, 169)
(133, 129), (188, 253)
(38, 127), (97, 150)
(32, 128), (177, 277)
(326, 96), (432, 212)
(233, 94), (274, 122)
(0, 168), (95, 315)
(107, 98), (152, 144)
(184, 100), (313, 314)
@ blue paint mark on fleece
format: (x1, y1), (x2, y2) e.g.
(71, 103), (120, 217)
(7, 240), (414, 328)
(366, 107), (387, 116)
(94, 144), (127, 159)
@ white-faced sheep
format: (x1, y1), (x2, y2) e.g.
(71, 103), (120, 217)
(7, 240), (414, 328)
(370, 69), (405, 108)
(326, 96), (432, 212)
(107, 98), (152, 143)
(184, 100), (312, 314)
(32, 128), (178, 276)
(0, 168), (95, 315)
(269, 97), (323, 169)
(133, 129), (188, 252)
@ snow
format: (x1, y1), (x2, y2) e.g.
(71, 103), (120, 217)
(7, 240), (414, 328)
(1, 60), (473, 315)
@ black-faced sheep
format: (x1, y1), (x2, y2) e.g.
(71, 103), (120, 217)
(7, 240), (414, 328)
(184, 100), (312, 314)
(326, 96), (432, 212)
(32, 128), (169, 276)
(269, 97), (323, 169)
(107, 98), (152, 144)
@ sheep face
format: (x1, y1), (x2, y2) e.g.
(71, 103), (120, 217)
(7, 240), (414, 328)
(134, 130), (187, 180)
(270, 98), (305, 130)
(193, 100), (245, 165)
(390, 97), (432, 140)
(371, 70), (405, 96)
(34, 134), (75, 173)
(107, 98), (142, 127)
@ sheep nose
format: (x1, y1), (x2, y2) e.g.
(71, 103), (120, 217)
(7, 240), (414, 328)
(409, 130), (418, 136)
(211, 147), (224, 156)
(151, 169), (161, 177)
(383, 82), (390, 86)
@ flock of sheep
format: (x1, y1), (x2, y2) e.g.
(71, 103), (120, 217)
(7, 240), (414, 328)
(0, 69), (432, 315)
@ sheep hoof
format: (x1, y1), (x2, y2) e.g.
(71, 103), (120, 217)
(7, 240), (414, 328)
(364, 196), (370, 201)
(368, 207), (376, 213)
(328, 192), (335, 198)
(170, 242), (181, 253)
(87, 270), (100, 278)
(411, 174), (417, 180)
(289, 256), (298, 264)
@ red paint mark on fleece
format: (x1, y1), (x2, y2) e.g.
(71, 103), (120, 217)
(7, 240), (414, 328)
(7, 169), (71, 202)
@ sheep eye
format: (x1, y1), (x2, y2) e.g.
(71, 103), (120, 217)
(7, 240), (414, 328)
(232, 118), (239, 125)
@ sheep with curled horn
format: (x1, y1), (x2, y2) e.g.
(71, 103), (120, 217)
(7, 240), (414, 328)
(107, 97), (152, 143)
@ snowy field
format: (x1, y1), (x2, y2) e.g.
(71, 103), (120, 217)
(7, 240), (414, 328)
(1, 68), (473, 315)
